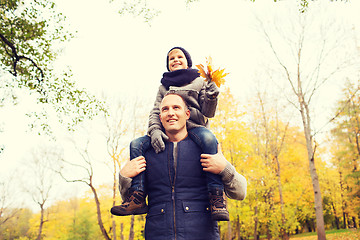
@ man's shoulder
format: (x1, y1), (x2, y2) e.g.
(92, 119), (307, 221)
(178, 137), (202, 155)
(144, 137), (201, 157)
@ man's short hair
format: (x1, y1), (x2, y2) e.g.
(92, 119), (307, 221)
(162, 92), (189, 111)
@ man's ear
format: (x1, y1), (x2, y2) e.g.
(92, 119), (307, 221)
(186, 109), (190, 120)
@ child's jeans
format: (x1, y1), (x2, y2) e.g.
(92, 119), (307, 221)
(129, 135), (151, 192)
(188, 127), (224, 192)
(129, 127), (224, 193)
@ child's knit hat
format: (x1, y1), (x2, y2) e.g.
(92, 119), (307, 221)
(166, 47), (192, 71)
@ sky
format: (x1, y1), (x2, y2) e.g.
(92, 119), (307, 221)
(1, 0), (360, 211)
(52, 0), (360, 107)
(53, 0), (261, 99)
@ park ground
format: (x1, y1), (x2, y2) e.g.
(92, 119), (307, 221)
(289, 229), (360, 240)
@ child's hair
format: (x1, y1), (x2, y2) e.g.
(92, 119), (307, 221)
(166, 47), (193, 71)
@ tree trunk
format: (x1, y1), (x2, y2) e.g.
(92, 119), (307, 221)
(338, 170), (347, 229)
(36, 204), (44, 240)
(112, 159), (117, 240)
(275, 155), (288, 240)
(90, 183), (111, 240)
(353, 216), (357, 228)
(265, 189), (273, 240)
(308, 154), (326, 239)
(112, 220), (117, 240)
(227, 220), (232, 240)
(253, 191), (259, 240)
(331, 203), (340, 229)
(342, 209), (347, 228)
(299, 97), (326, 240)
(129, 215), (135, 240)
(120, 223), (124, 240)
(236, 214), (241, 240)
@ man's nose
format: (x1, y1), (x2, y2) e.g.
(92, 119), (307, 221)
(168, 108), (175, 115)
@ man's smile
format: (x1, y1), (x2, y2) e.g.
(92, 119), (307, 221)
(167, 119), (177, 124)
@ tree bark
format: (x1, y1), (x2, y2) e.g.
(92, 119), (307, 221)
(90, 183), (111, 240)
(227, 220), (232, 240)
(129, 215), (135, 240)
(36, 204), (45, 240)
(236, 214), (241, 240)
(353, 216), (357, 228)
(300, 97), (326, 240)
(120, 223), (124, 240)
(308, 155), (326, 239)
(112, 157), (117, 240)
(253, 190), (259, 240)
(331, 203), (340, 229)
(339, 170), (347, 229)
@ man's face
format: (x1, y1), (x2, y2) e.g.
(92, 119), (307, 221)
(168, 49), (188, 71)
(159, 94), (190, 134)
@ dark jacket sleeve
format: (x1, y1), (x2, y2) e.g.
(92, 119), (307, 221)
(147, 86), (165, 136)
(199, 81), (218, 118)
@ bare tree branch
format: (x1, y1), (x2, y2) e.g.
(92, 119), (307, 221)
(0, 32), (44, 81)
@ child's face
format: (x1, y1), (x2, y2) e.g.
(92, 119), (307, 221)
(168, 49), (188, 71)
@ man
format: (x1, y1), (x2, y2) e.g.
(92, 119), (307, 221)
(112, 93), (247, 240)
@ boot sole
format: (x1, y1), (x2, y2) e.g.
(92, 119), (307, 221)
(211, 212), (230, 221)
(111, 206), (148, 216)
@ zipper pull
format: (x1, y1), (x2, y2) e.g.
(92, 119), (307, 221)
(172, 186), (175, 201)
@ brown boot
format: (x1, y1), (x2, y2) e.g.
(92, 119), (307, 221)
(209, 189), (229, 221)
(111, 190), (148, 216)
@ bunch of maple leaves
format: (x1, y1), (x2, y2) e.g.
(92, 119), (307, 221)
(196, 56), (229, 87)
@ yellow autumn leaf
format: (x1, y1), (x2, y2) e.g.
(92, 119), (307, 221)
(196, 56), (229, 87)
(196, 64), (207, 79)
(207, 56), (213, 74)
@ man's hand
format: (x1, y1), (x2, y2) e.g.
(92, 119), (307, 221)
(120, 156), (147, 178)
(200, 144), (227, 174)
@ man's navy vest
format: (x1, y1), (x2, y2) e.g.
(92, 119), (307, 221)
(144, 137), (220, 240)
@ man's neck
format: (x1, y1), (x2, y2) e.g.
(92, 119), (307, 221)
(166, 130), (188, 143)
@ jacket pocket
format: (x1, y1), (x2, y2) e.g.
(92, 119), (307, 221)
(145, 203), (168, 240)
(182, 201), (219, 240)
(182, 200), (210, 213)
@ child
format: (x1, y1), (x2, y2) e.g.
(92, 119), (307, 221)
(111, 47), (229, 221)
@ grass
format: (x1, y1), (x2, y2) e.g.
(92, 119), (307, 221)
(290, 229), (360, 240)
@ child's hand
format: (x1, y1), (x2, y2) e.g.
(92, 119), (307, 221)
(151, 129), (169, 153)
(120, 156), (147, 178)
(205, 81), (220, 99)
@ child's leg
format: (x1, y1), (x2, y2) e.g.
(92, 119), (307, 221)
(111, 135), (150, 216)
(129, 135), (151, 193)
(188, 127), (229, 221)
(188, 127), (223, 190)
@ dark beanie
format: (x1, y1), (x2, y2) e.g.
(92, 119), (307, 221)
(166, 47), (192, 71)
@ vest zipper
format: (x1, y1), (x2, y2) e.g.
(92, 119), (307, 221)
(172, 185), (176, 240)
(169, 143), (178, 240)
